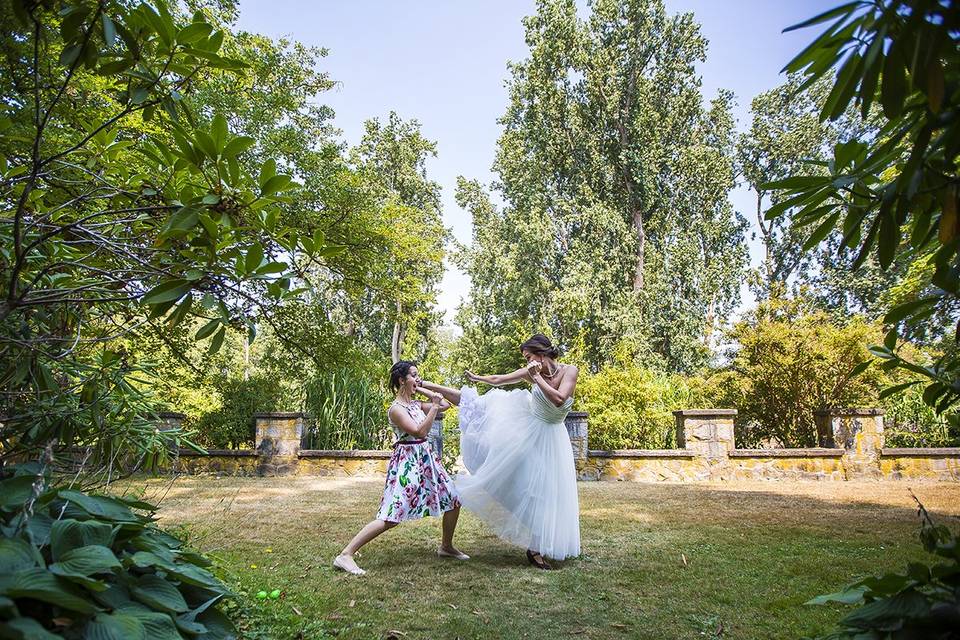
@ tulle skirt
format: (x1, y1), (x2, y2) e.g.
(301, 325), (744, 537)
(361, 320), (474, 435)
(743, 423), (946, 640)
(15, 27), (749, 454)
(456, 387), (580, 560)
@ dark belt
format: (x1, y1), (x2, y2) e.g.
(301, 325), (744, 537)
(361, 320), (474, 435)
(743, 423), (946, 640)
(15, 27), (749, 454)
(393, 438), (426, 448)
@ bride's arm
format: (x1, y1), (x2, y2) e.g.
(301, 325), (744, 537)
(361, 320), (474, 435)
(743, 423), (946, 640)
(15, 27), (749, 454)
(464, 367), (529, 387)
(418, 381), (460, 406)
(532, 365), (579, 407)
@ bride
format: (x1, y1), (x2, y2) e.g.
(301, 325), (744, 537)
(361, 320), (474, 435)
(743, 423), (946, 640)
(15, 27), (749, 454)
(421, 334), (580, 569)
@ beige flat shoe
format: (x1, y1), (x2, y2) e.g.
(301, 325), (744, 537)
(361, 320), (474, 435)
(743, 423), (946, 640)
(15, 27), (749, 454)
(437, 547), (470, 560)
(333, 554), (366, 576)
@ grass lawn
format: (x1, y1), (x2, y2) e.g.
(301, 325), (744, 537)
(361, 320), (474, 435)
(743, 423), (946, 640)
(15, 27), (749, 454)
(126, 477), (960, 640)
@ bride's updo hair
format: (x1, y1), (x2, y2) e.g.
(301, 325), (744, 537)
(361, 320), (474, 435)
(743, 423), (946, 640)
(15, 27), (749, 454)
(389, 360), (418, 393)
(519, 334), (560, 358)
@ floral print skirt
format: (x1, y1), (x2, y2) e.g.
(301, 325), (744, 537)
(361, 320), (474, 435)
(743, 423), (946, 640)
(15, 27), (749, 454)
(376, 441), (460, 523)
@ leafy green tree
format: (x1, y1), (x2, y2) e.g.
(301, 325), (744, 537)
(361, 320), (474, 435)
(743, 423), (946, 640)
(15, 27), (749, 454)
(765, 0), (960, 415)
(0, 1), (325, 634)
(457, 0), (748, 373)
(350, 112), (448, 363)
(710, 298), (886, 448)
(0, 0), (340, 473)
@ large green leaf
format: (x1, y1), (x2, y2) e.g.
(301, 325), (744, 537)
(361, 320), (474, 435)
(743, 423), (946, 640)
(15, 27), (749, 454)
(131, 574), (188, 613)
(129, 551), (178, 572)
(57, 491), (139, 523)
(128, 533), (178, 561)
(840, 589), (930, 628)
(81, 612), (146, 640)
(116, 603), (182, 640)
(1, 568), (98, 614)
(196, 606), (236, 640)
(211, 115), (228, 154)
(50, 519), (115, 561)
(244, 244), (264, 273)
(783, 1), (863, 33)
(0, 538), (38, 574)
(24, 511), (53, 547)
(91, 582), (132, 610)
(165, 563), (225, 591)
(177, 22), (213, 44)
(0, 617), (60, 640)
(175, 595), (221, 635)
(222, 136), (254, 158)
(49, 545), (120, 578)
(142, 280), (192, 306)
(260, 174), (291, 196)
(0, 476), (36, 510)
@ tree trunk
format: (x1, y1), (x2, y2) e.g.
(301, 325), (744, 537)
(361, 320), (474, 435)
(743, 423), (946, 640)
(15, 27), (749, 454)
(633, 208), (645, 291)
(391, 300), (405, 364)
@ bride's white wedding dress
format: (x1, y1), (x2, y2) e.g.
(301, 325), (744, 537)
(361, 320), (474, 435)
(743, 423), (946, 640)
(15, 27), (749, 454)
(455, 384), (580, 560)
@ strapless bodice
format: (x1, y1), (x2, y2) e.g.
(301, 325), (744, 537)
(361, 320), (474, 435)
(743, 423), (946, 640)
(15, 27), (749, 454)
(530, 385), (573, 424)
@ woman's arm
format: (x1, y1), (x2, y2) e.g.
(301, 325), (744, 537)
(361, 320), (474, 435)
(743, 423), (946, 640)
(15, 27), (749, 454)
(388, 396), (439, 439)
(419, 381), (460, 406)
(532, 365), (579, 407)
(464, 367), (530, 387)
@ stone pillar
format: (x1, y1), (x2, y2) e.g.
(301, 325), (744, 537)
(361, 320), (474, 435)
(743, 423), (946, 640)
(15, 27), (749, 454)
(429, 413), (444, 460)
(814, 408), (884, 478)
(254, 412), (304, 476)
(674, 409), (737, 459)
(154, 412), (187, 473)
(158, 411), (186, 432)
(565, 411), (589, 460)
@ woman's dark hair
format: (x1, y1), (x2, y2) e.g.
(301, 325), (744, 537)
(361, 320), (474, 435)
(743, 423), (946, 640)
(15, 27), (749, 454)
(519, 334), (560, 358)
(389, 360), (418, 393)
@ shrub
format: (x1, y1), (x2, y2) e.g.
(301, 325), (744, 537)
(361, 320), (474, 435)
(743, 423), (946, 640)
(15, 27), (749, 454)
(807, 496), (959, 639)
(195, 375), (286, 449)
(577, 366), (694, 450)
(711, 300), (886, 447)
(883, 385), (959, 448)
(0, 466), (235, 639)
(302, 370), (389, 450)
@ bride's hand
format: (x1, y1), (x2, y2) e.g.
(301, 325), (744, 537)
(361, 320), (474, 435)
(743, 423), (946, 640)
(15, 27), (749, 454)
(526, 360), (542, 377)
(464, 370), (479, 383)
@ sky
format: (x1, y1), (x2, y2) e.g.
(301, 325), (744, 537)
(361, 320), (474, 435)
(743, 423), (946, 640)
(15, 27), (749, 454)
(235, 0), (839, 325)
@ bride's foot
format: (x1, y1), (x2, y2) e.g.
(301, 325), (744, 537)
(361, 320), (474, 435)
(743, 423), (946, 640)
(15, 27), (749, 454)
(333, 553), (366, 576)
(526, 549), (553, 570)
(437, 545), (470, 560)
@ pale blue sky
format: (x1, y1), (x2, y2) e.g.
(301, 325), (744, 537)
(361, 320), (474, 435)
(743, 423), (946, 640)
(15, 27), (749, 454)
(236, 1), (837, 324)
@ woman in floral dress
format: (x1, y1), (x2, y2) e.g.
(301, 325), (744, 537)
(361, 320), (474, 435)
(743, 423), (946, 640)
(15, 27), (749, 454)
(333, 361), (468, 576)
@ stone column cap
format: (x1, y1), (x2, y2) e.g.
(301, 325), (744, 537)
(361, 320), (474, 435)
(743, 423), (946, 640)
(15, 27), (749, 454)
(673, 409), (737, 416)
(813, 408), (885, 417)
(253, 412), (305, 419)
(158, 411), (187, 419)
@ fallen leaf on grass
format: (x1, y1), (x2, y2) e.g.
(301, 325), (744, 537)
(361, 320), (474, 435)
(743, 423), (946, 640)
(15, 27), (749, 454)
(681, 553), (688, 567)
(349, 600), (356, 608)
(383, 631), (407, 639)
(291, 605), (302, 616)
(611, 623), (628, 630)
(447, 603), (458, 610)
(327, 613), (343, 620)
(472, 610), (489, 624)
(716, 621), (725, 636)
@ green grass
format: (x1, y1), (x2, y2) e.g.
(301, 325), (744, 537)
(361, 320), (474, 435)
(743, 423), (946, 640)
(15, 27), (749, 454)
(126, 477), (960, 640)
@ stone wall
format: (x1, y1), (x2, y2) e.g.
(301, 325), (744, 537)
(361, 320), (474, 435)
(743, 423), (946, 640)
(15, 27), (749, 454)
(158, 407), (960, 482)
